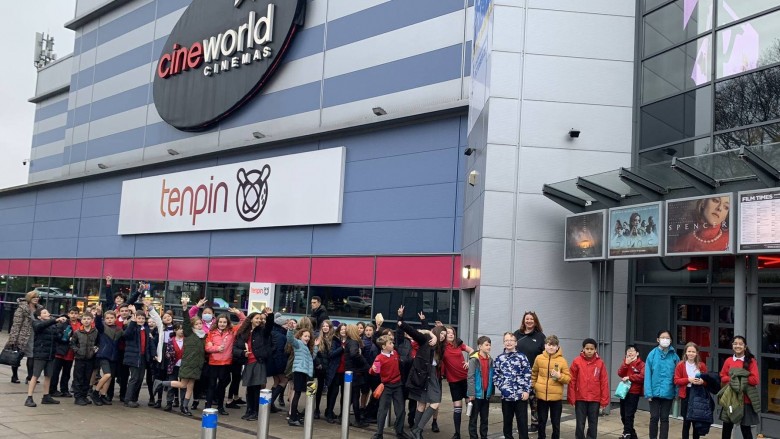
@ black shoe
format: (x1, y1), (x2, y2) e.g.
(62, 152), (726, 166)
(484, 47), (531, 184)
(24, 396), (36, 407)
(278, 398), (285, 407)
(164, 402), (173, 412)
(173, 398), (180, 408)
(450, 434), (460, 439)
(351, 419), (370, 428)
(50, 391), (64, 397)
(431, 420), (439, 433)
(410, 427), (424, 439)
(325, 414), (336, 424)
(313, 409), (321, 419)
(125, 401), (140, 408)
(11, 375), (20, 384)
(226, 401), (241, 409)
(91, 392), (104, 406)
(147, 398), (156, 407)
(74, 397), (89, 406)
(100, 395), (112, 405)
(218, 408), (229, 416)
(288, 418), (303, 427)
(246, 413), (257, 421)
(60, 392), (72, 398)
(153, 400), (161, 408)
(181, 407), (193, 417)
(25, 378), (30, 385)
(372, 435), (384, 439)
(234, 398), (246, 405)
(191, 400), (199, 410)
(42, 395), (61, 405)
(528, 424), (538, 433)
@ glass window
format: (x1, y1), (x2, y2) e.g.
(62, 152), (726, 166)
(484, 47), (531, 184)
(207, 282), (249, 311)
(718, 0), (780, 26)
(635, 294), (672, 342)
(373, 289), (453, 325)
(643, 37), (712, 103)
(274, 284), (308, 315)
(309, 286), (373, 320)
(763, 298), (780, 354)
(106, 279), (134, 307)
(716, 9), (780, 78)
(166, 281), (206, 320)
(759, 256), (780, 284)
(639, 138), (713, 166)
(635, 257), (709, 284)
(645, 0), (672, 13)
(718, 327), (735, 348)
(640, 87), (712, 150)
(714, 122), (780, 150)
(761, 356), (780, 415)
(715, 65), (780, 133)
(644, 0), (713, 57)
(678, 303), (712, 321)
(711, 256), (735, 284)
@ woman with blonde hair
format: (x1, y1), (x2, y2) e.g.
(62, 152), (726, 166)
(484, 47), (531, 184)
(5, 291), (43, 384)
(345, 323), (370, 427)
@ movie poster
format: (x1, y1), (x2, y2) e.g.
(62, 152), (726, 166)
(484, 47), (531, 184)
(608, 202), (662, 258)
(666, 194), (733, 256)
(564, 210), (606, 262)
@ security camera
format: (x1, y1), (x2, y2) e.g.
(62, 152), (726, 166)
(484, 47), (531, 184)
(22, 160), (27, 166)
(568, 129), (581, 138)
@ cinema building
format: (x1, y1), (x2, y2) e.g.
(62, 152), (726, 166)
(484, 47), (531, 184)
(8, 0), (779, 432)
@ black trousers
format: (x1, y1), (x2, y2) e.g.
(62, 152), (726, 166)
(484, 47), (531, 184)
(376, 382), (405, 435)
(227, 362), (243, 400)
(468, 398), (490, 439)
(648, 398), (673, 439)
(501, 399), (529, 439)
(574, 401), (599, 439)
(722, 422), (753, 439)
(72, 359), (94, 399)
(314, 368), (326, 412)
(127, 359), (146, 403)
(325, 372), (344, 416)
(49, 357), (73, 394)
(166, 367), (184, 403)
(206, 364), (231, 409)
(109, 350), (129, 400)
(620, 393), (640, 438)
(537, 399), (562, 439)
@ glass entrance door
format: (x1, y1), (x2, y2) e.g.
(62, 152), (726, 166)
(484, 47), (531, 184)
(675, 298), (734, 372)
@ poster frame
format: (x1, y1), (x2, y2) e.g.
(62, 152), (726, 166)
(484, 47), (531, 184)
(607, 201), (664, 260)
(737, 188), (780, 254)
(664, 193), (735, 257)
(563, 209), (607, 262)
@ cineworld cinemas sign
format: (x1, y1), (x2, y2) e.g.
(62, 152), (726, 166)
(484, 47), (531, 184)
(117, 148), (345, 235)
(152, 0), (306, 131)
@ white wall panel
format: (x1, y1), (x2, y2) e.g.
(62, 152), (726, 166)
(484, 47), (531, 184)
(523, 55), (633, 107)
(88, 106), (148, 141)
(476, 285), (513, 337)
(154, 6), (186, 39)
(480, 237), (512, 287)
(95, 21), (155, 65)
(489, 51), (522, 100)
(32, 141), (66, 160)
(485, 97), (519, 145)
(92, 64), (150, 102)
(511, 286), (591, 339)
(528, 0), (634, 17)
(516, 146), (630, 194)
(482, 191), (515, 240)
(484, 143), (517, 192)
(513, 240), (591, 291)
(492, 5), (525, 53)
(526, 9), (634, 61)
(36, 113), (68, 134)
(520, 101), (633, 153)
(514, 193), (568, 243)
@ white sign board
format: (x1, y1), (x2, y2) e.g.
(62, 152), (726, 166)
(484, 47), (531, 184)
(118, 147), (345, 234)
(739, 188), (780, 253)
(248, 282), (275, 314)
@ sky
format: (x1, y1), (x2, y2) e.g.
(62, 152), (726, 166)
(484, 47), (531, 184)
(0, 1), (76, 190)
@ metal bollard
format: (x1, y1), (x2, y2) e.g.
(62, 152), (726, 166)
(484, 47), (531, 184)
(257, 389), (272, 439)
(303, 380), (317, 439)
(202, 408), (218, 439)
(341, 371), (353, 439)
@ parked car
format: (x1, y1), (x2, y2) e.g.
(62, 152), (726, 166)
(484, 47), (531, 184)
(34, 287), (73, 298)
(342, 296), (371, 315)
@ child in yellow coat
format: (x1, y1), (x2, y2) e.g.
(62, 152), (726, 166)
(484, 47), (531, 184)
(531, 335), (571, 439)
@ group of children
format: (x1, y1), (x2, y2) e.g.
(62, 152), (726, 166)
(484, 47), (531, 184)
(8, 287), (762, 439)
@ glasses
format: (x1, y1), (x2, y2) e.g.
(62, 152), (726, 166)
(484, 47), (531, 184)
(503, 339), (517, 343)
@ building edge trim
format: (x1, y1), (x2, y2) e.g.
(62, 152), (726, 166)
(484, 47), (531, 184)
(28, 85), (71, 104)
(65, 0), (133, 31)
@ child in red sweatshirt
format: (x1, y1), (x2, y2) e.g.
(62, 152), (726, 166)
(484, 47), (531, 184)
(369, 335), (409, 439)
(568, 338), (610, 439)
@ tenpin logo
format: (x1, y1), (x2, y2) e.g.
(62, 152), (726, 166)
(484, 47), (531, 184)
(236, 165), (271, 222)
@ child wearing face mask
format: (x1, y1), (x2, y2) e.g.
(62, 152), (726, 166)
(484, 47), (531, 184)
(644, 330), (679, 439)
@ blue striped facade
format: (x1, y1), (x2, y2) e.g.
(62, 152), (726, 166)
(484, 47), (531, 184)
(10, 115), (467, 258)
(29, 0), (473, 179)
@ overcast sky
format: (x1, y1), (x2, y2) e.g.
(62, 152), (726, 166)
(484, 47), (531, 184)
(0, 1), (76, 190)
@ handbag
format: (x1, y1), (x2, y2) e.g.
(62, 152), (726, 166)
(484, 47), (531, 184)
(0, 345), (24, 368)
(614, 380), (631, 399)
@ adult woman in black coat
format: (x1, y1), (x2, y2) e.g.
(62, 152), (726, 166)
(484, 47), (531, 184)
(324, 323), (347, 423)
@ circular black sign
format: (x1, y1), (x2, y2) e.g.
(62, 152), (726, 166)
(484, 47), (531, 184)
(153, 0), (306, 131)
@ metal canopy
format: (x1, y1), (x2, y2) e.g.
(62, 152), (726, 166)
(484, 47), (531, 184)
(542, 143), (780, 213)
